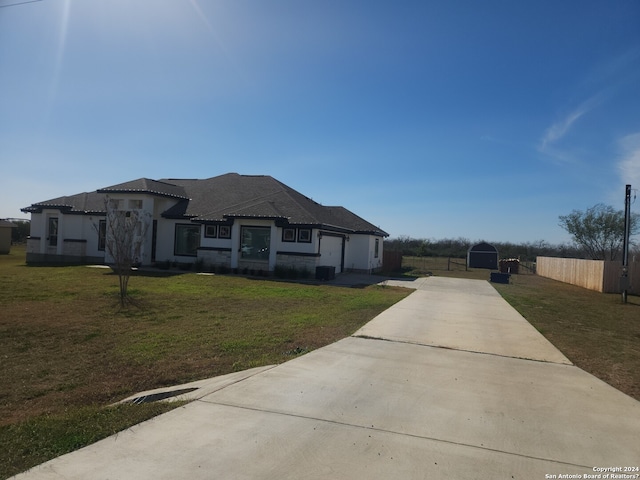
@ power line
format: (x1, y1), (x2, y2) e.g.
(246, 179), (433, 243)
(0, 0), (43, 8)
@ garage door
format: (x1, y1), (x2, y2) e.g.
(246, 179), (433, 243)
(319, 234), (343, 274)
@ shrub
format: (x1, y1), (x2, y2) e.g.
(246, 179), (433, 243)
(274, 265), (287, 279)
(158, 259), (171, 270)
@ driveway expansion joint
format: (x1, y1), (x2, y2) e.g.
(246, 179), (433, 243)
(197, 400), (593, 471)
(351, 334), (575, 366)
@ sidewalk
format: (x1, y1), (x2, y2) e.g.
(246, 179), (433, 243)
(12, 277), (640, 479)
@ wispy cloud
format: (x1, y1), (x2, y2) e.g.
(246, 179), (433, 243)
(539, 93), (603, 152)
(617, 132), (640, 187)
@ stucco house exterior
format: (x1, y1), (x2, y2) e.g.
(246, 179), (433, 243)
(21, 173), (387, 275)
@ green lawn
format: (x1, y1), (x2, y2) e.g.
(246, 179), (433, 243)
(0, 246), (410, 479)
(492, 273), (640, 402)
(3, 249), (639, 479)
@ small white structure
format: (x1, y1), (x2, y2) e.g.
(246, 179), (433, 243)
(22, 173), (387, 274)
(0, 220), (16, 254)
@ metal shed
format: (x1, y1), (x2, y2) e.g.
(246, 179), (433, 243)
(467, 242), (498, 269)
(0, 220), (16, 254)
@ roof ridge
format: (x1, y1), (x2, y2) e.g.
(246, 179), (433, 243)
(197, 190), (283, 219)
(269, 178), (326, 224)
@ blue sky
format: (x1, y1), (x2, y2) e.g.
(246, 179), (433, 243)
(2, 0), (640, 244)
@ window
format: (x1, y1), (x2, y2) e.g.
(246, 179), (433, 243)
(128, 199), (143, 210)
(374, 238), (379, 258)
(108, 199), (123, 210)
(241, 226), (270, 260)
(297, 228), (311, 243)
(205, 225), (217, 238)
(175, 224), (200, 256)
(282, 228), (295, 242)
(98, 220), (106, 251)
(219, 226), (231, 239)
(48, 217), (58, 247)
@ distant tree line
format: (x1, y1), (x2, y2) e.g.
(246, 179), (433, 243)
(387, 203), (640, 263)
(384, 236), (585, 263)
(9, 220), (30, 244)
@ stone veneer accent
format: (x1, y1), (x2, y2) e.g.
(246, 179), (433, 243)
(197, 248), (232, 270)
(275, 253), (318, 272)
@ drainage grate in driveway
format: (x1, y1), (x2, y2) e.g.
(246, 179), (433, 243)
(128, 387), (199, 404)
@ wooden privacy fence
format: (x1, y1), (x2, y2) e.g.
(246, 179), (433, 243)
(537, 256), (640, 294)
(603, 260), (640, 294)
(382, 251), (403, 273)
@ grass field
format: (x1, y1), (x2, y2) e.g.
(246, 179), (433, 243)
(0, 246), (410, 479)
(401, 255), (536, 279)
(2, 249), (639, 478)
(493, 274), (640, 402)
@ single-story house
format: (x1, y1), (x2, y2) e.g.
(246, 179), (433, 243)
(21, 173), (388, 274)
(0, 220), (17, 254)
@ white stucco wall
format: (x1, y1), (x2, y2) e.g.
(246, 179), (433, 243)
(345, 234), (384, 273)
(27, 200), (385, 273)
(28, 212), (44, 238)
(26, 210), (105, 262)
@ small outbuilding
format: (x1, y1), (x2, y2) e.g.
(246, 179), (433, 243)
(467, 242), (498, 269)
(0, 220), (17, 254)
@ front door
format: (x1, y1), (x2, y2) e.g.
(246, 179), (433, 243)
(47, 217), (58, 254)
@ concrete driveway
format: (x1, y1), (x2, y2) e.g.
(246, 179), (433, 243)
(12, 277), (640, 479)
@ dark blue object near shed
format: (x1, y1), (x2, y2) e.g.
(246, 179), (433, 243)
(467, 242), (498, 269)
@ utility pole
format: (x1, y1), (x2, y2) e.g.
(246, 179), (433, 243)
(621, 184), (631, 303)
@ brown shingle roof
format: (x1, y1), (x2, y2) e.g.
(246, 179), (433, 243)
(22, 173), (387, 235)
(98, 178), (189, 199)
(21, 192), (107, 214)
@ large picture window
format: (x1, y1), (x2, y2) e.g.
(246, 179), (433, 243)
(241, 226), (270, 260)
(175, 224), (200, 256)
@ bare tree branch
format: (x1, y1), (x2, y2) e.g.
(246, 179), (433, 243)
(94, 196), (151, 306)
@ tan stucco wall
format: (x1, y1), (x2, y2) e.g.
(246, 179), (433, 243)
(0, 227), (12, 254)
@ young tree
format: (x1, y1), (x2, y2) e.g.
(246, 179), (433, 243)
(99, 197), (151, 306)
(558, 203), (639, 260)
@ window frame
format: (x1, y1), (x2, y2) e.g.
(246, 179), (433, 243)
(297, 228), (311, 243)
(97, 219), (106, 251)
(218, 225), (231, 239)
(174, 223), (201, 257)
(204, 225), (217, 238)
(48, 217), (58, 247)
(282, 228), (296, 242)
(128, 199), (143, 210)
(240, 226), (271, 261)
